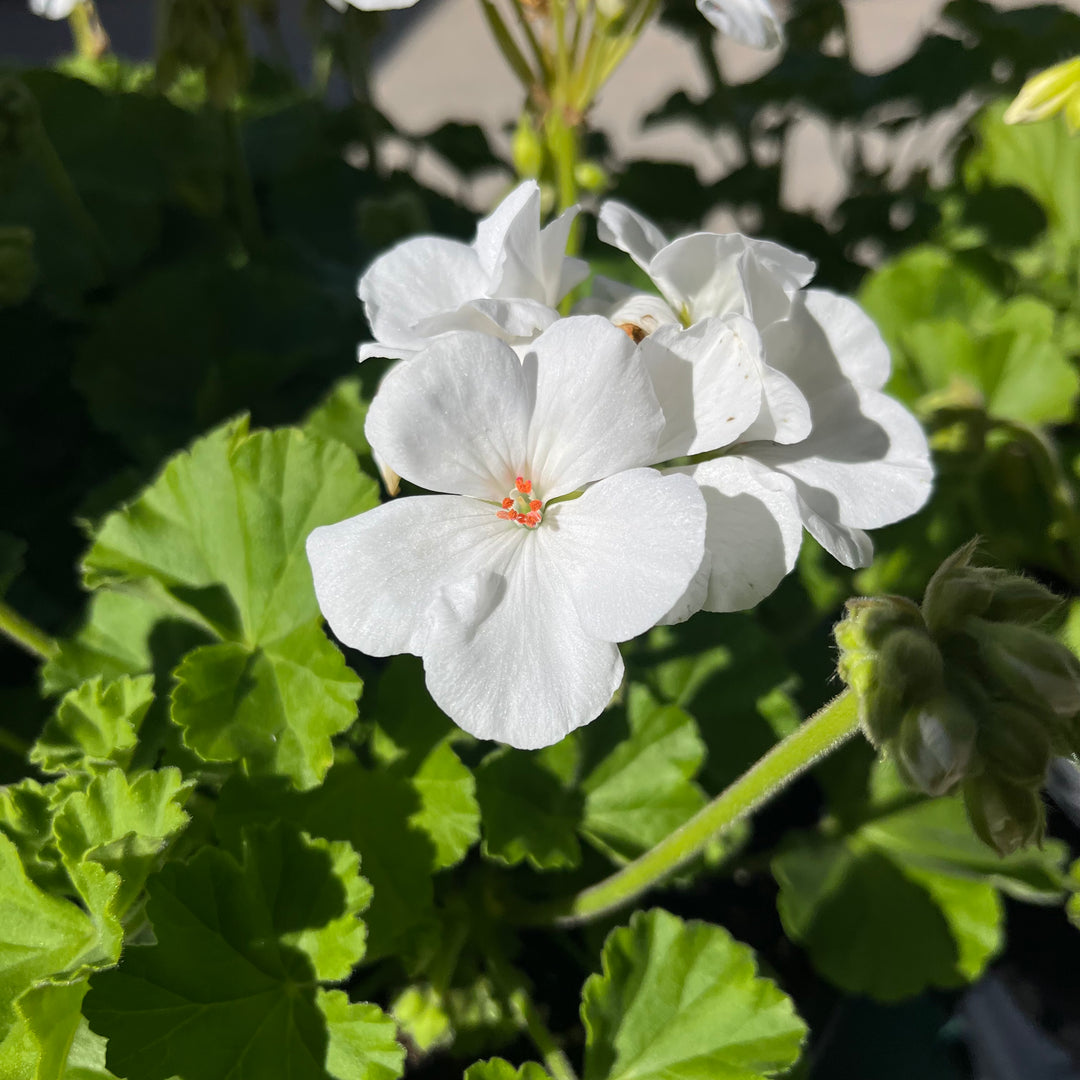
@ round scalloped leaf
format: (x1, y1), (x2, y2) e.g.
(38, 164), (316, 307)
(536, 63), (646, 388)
(581, 908), (806, 1080)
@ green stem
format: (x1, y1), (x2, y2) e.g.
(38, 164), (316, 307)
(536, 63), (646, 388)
(485, 945), (578, 1080)
(534, 690), (861, 925)
(221, 108), (263, 254)
(480, 0), (539, 90)
(505, 0), (551, 88)
(0, 599), (58, 662)
(0, 727), (31, 758)
(67, 1), (109, 60)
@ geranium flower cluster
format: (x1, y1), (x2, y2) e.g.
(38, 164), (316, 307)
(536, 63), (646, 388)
(307, 182), (933, 748)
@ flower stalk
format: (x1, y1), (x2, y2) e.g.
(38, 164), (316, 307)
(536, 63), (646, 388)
(0, 599), (58, 662)
(518, 690), (860, 926)
(67, 1), (110, 60)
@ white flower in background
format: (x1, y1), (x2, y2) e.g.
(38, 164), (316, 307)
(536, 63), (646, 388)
(29, 0), (79, 18)
(593, 200), (933, 608)
(324, 0), (419, 9)
(308, 317), (707, 748)
(696, 0), (784, 49)
(357, 180), (588, 362)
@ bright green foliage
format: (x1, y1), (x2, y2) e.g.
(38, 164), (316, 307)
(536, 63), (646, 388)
(53, 766), (193, 920)
(1067, 860), (1080, 930)
(773, 762), (1068, 1000)
(581, 908), (807, 1080)
(408, 743), (482, 870)
(171, 622), (363, 789)
(581, 685), (706, 860)
(966, 100), (1080, 247)
(464, 1060), (549, 1080)
(31, 675), (154, 774)
(861, 251), (1079, 423)
(0, 977), (116, 1080)
(0, 779), (67, 892)
(83, 824), (400, 1080)
(81, 419), (376, 787)
(0, 834), (102, 1042)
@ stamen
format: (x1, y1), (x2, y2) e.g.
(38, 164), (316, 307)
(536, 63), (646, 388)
(502, 497), (514, 509)
(515, 477), (532, 494)
(498, 477), (544, 529)
(496, 509), (514, 520)
(529, 500), (542, 511)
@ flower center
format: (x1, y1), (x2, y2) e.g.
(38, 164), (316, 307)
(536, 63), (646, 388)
(496, 476), (543, 529)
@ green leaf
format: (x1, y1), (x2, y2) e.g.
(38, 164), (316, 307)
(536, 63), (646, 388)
(83, 419), (376, 640)
(319, 990), (407, 1080)
(581, 685), (706, 861)
(84, 824), (402, 1080)
(0, 977), (117, 1080)
(0, 833), (101, 1042)
(475, 742), (583, 871)
(0, 779), (67, 894)
(772, 762), (1067, 1001)
(82, 420), (375, 787)
(52, 767), (193, 921)
(407, 743), (480, 870)
(581, 908), (806, 1080)
(464, 1060), (549, 1080)
(171, 622), (362, 789)
(31, 675), (154, 774)
(1067, 860), (1080, 930)
(303, 375), (372, 462)
(966, 99), (1080, 248)
(215, 765), (438, 960)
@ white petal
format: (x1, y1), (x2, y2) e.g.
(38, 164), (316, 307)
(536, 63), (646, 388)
(596, 201), (670, 272)
(695, 0), (784, 48)
(545, 468), (707, 642)
(358, 237), (488, 350)
(365, 334), (529, 499)
(523, 317), (664, 498)
(795, 494), (874, 568)
(540, 207), (590, 303)
(748, 383), (933, 529)
(306, 495), (520, 657)
(473, 181), (542, 287)
(762, 289), (891, 395)
(640, 316), (764, 460)
(678, 456), (803, 611)
(649, 232), (814, 327)
(607, 293), (681, 338)
(358, 342), (417, 363)
(457, 297), (561, 341)
(30, 0), (78, 16)
(422, 546), (624, 748)
(738, 363), (812, 445)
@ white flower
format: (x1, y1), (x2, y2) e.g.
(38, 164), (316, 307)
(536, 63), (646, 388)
(307, 317), (707, 748)
(29, 0), (79, 18)
(696, 0), (783, 49)
(323, 0), (419, 10)
(594, 200), (933, 610)
(357, 180), (588, 362)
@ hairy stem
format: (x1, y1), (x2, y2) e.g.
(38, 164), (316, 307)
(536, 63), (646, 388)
(68, 1), (109, 60)
(0, 599), (58, 662)
(485, 942), (578, 1080)
(531, 690), (862, 925)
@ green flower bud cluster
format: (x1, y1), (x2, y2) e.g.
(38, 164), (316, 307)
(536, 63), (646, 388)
(835, 540), (1080, 855)
(157, 0), (250, 107)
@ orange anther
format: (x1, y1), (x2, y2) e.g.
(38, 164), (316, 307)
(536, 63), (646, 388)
(496, 510), (514, 520)
(529, 499), (541, 511)
(515, 477), (532, 494)
(502, 497), (514, 509)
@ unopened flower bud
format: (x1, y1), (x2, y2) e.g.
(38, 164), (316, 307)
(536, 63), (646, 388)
(896, 695), (977, 797)
(963, 773), (1045, 856)
(0, 226), (36, 307)
(574, 160), (608, 194)
(512, 114), (544, 179)
(835, 540), (1080, 856)
(1004, 55), (1080, 134)
(977, 702), (1051, 787)
(967, 617), (1080, 720)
